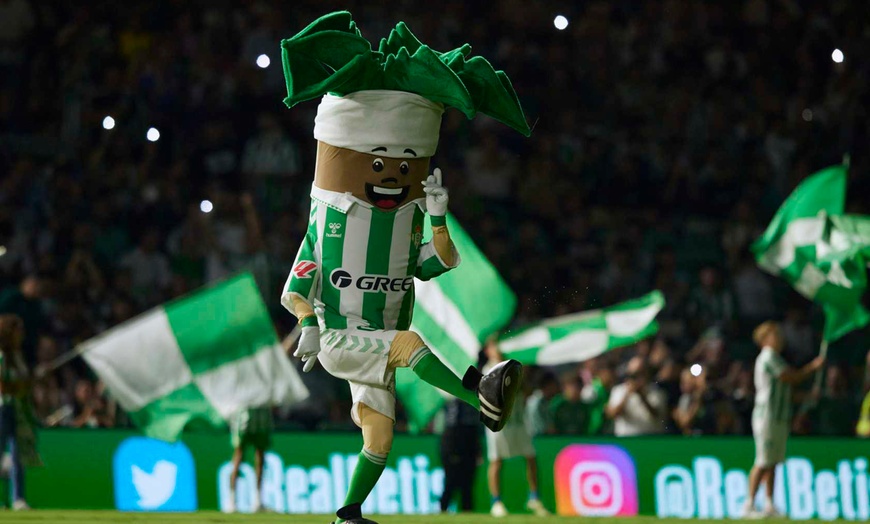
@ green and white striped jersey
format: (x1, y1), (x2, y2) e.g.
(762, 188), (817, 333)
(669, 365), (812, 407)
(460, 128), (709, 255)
(753, 347), (792, 424)
(283, 186), (457, 331)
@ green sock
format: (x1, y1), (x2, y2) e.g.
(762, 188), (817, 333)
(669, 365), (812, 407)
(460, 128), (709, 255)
(338, 450), (386, 522)
(411, 350), (480, 409)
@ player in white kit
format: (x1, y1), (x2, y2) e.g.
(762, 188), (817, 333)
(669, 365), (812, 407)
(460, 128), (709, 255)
(743, 321), (825, 518)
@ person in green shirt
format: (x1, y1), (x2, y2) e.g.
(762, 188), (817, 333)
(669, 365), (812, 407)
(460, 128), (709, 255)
(550, 377), (588, 435)
(582, 365), (614, 435)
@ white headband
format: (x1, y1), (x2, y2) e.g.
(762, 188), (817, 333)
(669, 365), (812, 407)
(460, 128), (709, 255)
(313, 90), (444, 158)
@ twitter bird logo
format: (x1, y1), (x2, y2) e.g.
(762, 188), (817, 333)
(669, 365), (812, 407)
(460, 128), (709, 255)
(132, 461), (177, 509)
(113, 438), (197, 511)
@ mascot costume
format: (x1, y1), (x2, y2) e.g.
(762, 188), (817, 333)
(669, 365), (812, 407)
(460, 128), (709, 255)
(280, 12), (531, 523)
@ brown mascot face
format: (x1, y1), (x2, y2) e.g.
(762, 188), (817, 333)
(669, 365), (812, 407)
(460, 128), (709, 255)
(314, 142), (429, 210)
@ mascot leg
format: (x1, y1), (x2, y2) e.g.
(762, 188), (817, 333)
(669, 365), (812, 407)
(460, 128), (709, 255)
(389, 331), (522, 432)
(337, 403), (393, 524)
(390, 331), (479, 408)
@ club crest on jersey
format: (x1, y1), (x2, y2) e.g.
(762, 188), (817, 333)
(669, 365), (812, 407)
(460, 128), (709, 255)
(327, 222), (343, 238)
(292, 261), (317, 279)
(411, 225), (423, 248)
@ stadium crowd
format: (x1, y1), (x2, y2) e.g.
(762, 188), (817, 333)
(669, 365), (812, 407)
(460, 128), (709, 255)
(1, 0), (869, 437)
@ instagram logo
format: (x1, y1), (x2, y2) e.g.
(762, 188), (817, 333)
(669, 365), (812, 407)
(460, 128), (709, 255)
(554, 444), (638, 516)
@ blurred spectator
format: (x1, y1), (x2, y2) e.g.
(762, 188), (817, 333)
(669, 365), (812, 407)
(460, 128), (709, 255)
(439, 398), (481, 513)
(804, 365), (858, 436)
(549, 376), (587, 435)
(581, 363), (614, 436)
(241, 114), (303, 215)
(525, 371), (559, 436)
(70, 379), (115, 428)
(673, 368), (707, 435)
(119, 230), (172, 307)
(0, 275), (45, 367)
(686, 266), (736, 337)
(781, 305), (815, 366)
(732, 255), (776, 330)
(606, 357), (667, 436)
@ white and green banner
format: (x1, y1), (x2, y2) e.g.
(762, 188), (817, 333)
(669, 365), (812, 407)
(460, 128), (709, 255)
(498, 291), (664, 365)
(398, 213), (516, 431)
(752, 165), (870, 342)
(81, 273), (308, 442)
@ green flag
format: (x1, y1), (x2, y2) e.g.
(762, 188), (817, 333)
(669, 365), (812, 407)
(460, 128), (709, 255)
(397, 213), (516, 432)
(498, 291), (664, 364)
(81, 273), (309, 442)
(752, 165), (870, 341)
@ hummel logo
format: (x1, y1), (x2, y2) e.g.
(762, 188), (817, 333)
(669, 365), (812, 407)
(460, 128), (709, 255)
(327, 222), (342, 238)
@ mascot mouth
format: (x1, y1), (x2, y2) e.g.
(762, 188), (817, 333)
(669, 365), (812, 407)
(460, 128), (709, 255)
(365, 183), (410, 210)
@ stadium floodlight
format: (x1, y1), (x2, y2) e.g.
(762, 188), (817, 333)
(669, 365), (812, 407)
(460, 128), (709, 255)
(102, 116), (115, 130)
(200, 200), (214, 213)
(553, 15), (569, 30)
(832, 49), (844, 63)
(146, 127), (160, 142)
(690, 364), (702, 377)
(0, 246), (6, 257)
(257, 54), (271, 68)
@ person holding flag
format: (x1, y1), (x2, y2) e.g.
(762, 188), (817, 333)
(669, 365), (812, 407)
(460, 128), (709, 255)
(226, 405), (273, 513)
(743, 321), (825, 518)
(279, 12), (529, 524)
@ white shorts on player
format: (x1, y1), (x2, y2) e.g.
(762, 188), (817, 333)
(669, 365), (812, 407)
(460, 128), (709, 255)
(486, 423), (535, 461)
(752, 418), (788, 467)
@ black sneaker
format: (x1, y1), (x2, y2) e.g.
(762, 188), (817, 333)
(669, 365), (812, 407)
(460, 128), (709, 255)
(462, 359), (523, 432)
(331, 502), (379, 524)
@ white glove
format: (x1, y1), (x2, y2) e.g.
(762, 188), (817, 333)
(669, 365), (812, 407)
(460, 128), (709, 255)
(422, 168), (448, 217)
(293, 326), (321, 372)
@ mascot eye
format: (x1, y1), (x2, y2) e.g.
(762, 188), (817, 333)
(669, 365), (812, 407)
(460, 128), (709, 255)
(372, 158), (384, 172)
(399, 161), (410, 175)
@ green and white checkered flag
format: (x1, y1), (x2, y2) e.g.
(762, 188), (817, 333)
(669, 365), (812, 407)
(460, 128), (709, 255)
(498, 291), (664, 364)
(752, 165), (870, 342)
(397, 213), (516, 432)
(80, 273), (308, 442)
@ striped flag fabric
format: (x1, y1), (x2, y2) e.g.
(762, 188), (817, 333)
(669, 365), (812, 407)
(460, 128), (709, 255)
(81, 273), (308, 442)
(498, 291), (665, 365)
(752, 165), (870, 342)
(397, 213), (516, 432)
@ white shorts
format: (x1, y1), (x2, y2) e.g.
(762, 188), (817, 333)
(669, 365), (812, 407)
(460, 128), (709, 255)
(485, 424), (535, 461)
(316, 327), (399, 425)
(752, 418), (788, 467)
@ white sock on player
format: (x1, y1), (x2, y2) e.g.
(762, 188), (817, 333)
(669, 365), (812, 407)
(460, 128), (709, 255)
(227, 488), (236, 513)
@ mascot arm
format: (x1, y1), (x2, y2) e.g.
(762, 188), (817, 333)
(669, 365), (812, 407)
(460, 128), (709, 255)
(281, 220), (320, 328)
(416, 221), (461, 281)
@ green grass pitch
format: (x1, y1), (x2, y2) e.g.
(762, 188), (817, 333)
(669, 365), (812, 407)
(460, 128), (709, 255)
(0, 512), (841, 524)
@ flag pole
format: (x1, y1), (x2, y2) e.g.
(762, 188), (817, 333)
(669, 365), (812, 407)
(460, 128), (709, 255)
(281, 325), (302, 353)
(34, 344), (88, 378)
(802, 340), (829, 412)
(811, 339), (829, 391)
